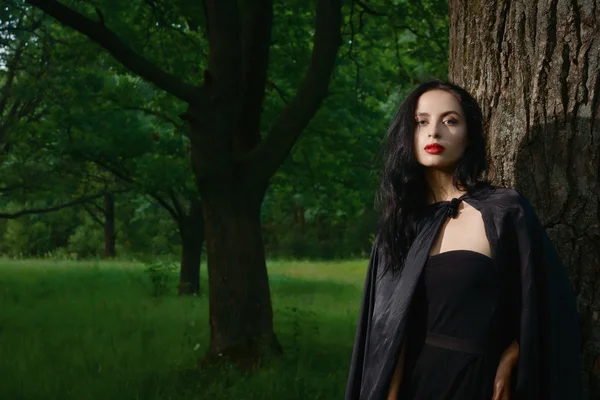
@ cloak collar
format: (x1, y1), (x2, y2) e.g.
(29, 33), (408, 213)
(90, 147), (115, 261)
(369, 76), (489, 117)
(421, 184), (491, 219)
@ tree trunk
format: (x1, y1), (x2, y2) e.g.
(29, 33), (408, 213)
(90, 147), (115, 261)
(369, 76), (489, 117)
(178, 199), (204, 296)
(449, 1), (600, 397)
(24, 0), (341, 369)
(103, 192), (116, 258)
(199, 180), (281, 366)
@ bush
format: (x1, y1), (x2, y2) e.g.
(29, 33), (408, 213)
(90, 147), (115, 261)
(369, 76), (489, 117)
(67, 222), (104, 258)
(143, 260), (177, 297)
(3, 218), (56, 257)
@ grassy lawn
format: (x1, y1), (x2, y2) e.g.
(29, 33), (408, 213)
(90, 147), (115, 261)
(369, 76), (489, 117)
(0, 258), (367, 400)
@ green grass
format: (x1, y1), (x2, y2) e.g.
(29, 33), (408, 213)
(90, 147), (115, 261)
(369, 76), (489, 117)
(0, 258), (367, 400)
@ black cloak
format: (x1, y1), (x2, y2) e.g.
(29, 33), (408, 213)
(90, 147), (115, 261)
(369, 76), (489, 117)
(346, 184), (583, 400)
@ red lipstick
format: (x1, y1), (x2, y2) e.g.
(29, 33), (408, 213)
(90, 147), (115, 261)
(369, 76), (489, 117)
(424, 143), (445, 154)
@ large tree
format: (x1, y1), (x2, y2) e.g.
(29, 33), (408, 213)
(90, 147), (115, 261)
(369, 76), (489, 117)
(17, 0), (451, 365)
(449, 0), (599, 397)
(22, 0), (343, 363)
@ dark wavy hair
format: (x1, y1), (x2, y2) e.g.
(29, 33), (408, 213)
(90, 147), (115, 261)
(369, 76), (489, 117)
(375, 80), (489, 277)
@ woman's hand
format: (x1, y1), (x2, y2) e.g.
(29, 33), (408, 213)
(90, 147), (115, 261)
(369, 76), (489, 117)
(492, 340), (519, 400)
(387, 341), (407, 400)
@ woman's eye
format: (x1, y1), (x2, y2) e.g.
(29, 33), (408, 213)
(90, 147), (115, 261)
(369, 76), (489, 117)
(416, 120), (427, 126)
(444, 119), (458, 125)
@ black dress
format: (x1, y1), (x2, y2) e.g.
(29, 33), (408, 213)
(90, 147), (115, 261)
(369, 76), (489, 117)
(346, 186), (583, 400)
(398, 249), (519, 400)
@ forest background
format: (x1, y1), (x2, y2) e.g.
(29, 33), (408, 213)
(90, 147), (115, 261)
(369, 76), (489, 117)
(1, 0), (598, 399)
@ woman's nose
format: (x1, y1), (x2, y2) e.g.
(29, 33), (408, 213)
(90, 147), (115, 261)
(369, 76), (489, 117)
(428, 121), (445, 138)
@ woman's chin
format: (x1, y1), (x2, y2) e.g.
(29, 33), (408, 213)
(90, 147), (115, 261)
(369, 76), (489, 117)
(422, 162), (458, 173)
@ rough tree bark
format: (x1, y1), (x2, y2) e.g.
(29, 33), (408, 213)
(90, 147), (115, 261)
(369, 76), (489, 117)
(449, 1), (600, 397)
(25, 0), (343, 365)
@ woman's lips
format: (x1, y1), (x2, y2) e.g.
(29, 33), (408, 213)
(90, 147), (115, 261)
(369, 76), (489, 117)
(424, 143), (445, 154)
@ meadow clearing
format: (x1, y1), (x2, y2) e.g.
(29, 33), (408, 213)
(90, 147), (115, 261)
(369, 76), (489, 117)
(0, 258), (368, 400)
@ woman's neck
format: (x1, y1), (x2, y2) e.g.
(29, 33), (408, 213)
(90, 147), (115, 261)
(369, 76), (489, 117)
(424, 168), (468, 205)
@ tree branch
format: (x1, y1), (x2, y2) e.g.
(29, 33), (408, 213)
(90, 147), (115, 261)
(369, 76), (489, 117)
(0, 184), (29, 193)
(395, 24), (443, 47)
(25, 0), (204, 104)
(0, 191), (126, 219)
(118, 105), (180, 127)
(235, 0), (273, 155)
(94, 6), (105, 26)
(404, 0), (447, 52)
(0, 39), (27, 131)
(353, 0), (387, 17)
(86, 157), (181, 223)
(266, 81), (290, 104)
(149, 191), (181, 222)
(239, 0), (342, 186)
(168, 188), (186, 219)
(89, 200), (105, 214)
(90, 158), (135, 185)
(82, 203), (104, 226)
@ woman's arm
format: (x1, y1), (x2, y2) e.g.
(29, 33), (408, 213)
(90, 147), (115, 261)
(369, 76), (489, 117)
(386, 340), (408, 400)
(500, 339), (520, 367)
(492, 339), (520, 400)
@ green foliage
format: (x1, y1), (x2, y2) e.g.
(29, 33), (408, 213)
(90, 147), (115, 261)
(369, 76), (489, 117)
(1, 3), (196, 260)
(143, 260), (178, 297)
(0, 206), (79, 257)
(0, 193), (180, 259)
(264, 206), (379, 260)
(261, 0), (449, 258)
(3, 218), (54, 257)
(67, 220), (104, 259)
(121, 196), (182, 256)
(1, 0), (450, 260)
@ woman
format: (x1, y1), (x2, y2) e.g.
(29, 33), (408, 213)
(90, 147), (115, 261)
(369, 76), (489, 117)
(345, 81), (583, 400)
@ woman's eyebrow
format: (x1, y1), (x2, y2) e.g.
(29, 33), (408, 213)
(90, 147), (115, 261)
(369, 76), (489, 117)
(416, 111), (461, 117)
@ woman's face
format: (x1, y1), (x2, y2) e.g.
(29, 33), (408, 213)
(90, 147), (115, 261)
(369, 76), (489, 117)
(413, 89), (468, 171)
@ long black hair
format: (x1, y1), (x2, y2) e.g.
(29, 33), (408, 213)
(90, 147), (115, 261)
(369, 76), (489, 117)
(375, 80), (489, 276)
